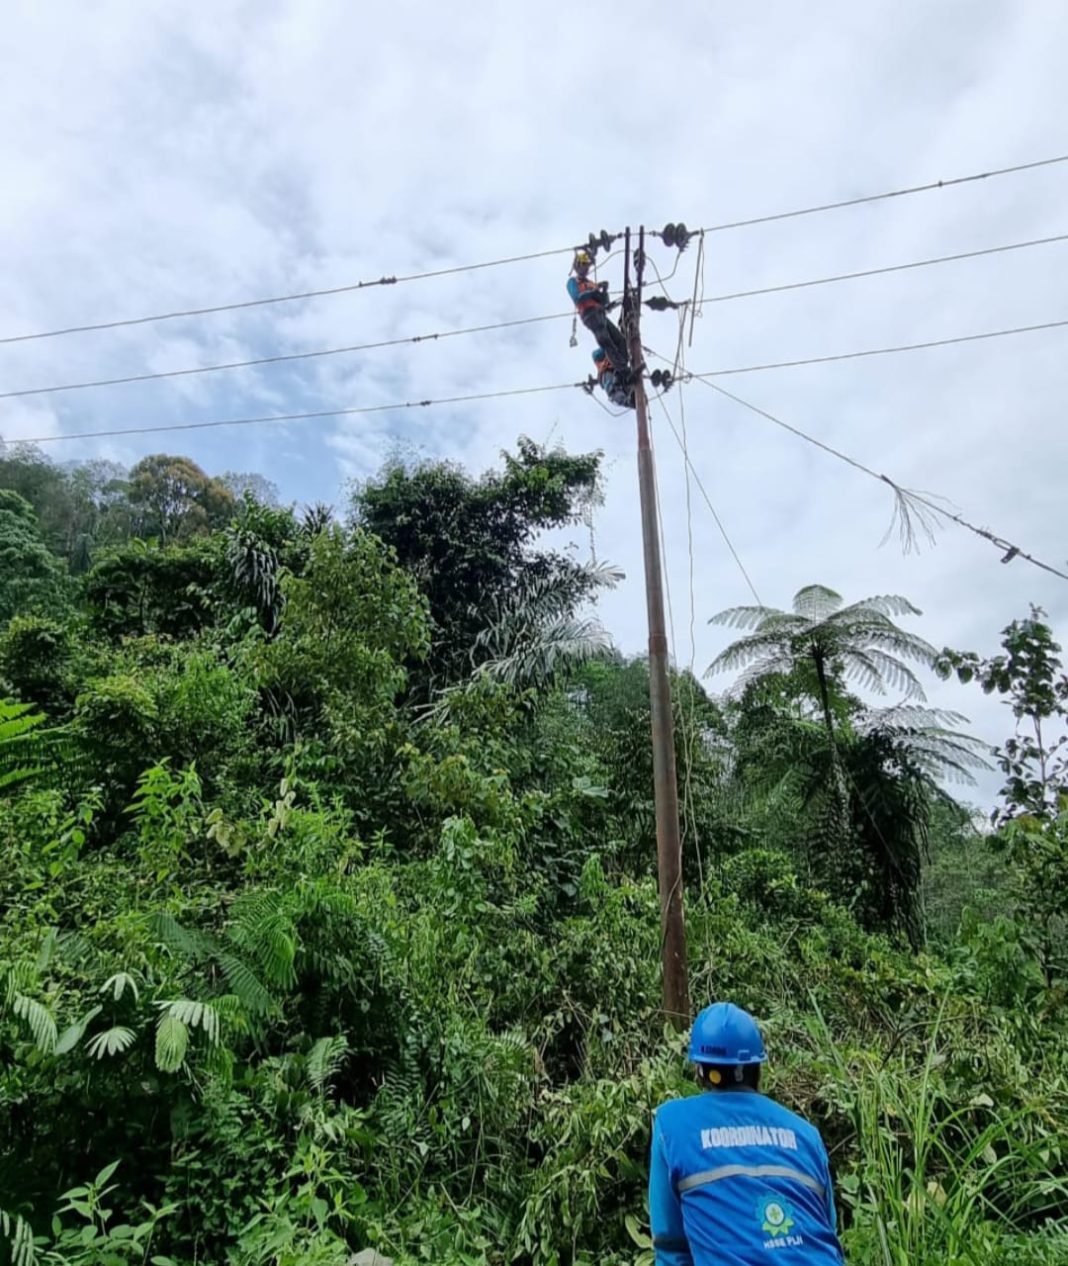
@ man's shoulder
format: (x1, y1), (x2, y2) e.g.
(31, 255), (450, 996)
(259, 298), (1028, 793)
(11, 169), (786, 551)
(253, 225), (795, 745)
(656, 1091), (824, 1142)
(653, 1093), (703, 1126)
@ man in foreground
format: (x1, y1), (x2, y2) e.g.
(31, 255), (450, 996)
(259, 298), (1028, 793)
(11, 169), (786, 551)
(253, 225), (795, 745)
(649, 1002), (844, 1265)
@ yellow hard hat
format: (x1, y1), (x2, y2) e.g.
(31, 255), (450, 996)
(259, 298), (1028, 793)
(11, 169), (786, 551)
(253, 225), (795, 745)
(574, 250), (592, 268)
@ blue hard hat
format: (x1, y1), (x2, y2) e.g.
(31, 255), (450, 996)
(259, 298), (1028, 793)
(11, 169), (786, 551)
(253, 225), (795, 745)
(592, 347), (607, 362)
(688, 1002), (767, 1066)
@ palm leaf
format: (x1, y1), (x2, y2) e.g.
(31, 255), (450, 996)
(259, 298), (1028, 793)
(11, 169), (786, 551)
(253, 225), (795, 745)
(85, 1025), (138, 1059)
(155, 999), (221, 1044)
(100, 971), (140, 1003)
(1, 1207), (37, 1266)
(12, 995), (57, 1053)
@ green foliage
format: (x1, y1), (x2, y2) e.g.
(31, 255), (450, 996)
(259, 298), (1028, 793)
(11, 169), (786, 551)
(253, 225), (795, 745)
(352, 438), (603, 684)
(127, 453), (236, 545)
(939, 608), (1068, 985)
(0, 489), (71, 626)
(709, 587), (988, 947)
(84, 537), (224, 640)
(0, 616), (73, 711)
(1, 445), (1066, 1266)
(0, 700), (65, 793)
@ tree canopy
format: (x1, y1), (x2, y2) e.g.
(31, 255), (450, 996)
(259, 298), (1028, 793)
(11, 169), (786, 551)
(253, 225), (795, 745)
(0, 444), (1064, 1266)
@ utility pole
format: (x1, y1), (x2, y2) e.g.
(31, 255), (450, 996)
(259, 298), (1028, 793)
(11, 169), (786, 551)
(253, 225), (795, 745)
(623, 226), (690, 1028)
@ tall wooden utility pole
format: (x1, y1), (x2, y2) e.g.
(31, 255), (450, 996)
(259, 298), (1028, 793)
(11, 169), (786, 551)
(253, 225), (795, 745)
(624, 226), (690, 1028)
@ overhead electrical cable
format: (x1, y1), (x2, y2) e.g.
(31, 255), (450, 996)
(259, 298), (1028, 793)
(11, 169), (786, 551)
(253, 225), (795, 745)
(6, 231), (1067, 401)
(2, 153), (1064, 346)
(14, 380), (586, 445)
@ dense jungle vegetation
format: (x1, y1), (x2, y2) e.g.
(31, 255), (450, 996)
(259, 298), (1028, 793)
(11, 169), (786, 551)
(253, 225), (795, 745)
(0, 439), (1065, 1265)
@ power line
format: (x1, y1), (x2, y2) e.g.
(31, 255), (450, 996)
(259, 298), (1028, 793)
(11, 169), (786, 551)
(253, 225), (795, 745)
(0, 313), (569, 400)
(687, 375), (1068, 584)
(691, 154), (1068, 236)
(8, 231), (1067, 402)
(10, 313), (1065, 449)
(10, 380), (584, 446)
(4, 153), (1065, 348)
(692, 232), (1068, 308)
(683, 318), (1068, 379)
(0, 246), (579, 348)
(652, 389), (764, 606)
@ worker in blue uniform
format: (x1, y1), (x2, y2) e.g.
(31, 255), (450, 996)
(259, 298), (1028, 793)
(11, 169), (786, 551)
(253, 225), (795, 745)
(592, 346), (634, 410)
(567, 251), (630, 370)
(649, 1002), (844, 1266)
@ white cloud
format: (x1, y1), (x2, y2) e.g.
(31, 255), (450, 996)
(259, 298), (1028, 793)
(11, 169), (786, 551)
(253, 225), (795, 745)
(1, 0), (1066, 802)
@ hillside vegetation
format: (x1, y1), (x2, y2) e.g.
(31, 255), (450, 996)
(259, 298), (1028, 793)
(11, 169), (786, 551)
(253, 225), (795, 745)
(1, 439), (1066, 1265)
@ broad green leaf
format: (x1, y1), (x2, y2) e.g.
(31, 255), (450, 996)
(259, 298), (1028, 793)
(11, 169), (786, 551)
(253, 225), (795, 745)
(55, 1005), (103, 1055)
(154, 1013), (189, 1073)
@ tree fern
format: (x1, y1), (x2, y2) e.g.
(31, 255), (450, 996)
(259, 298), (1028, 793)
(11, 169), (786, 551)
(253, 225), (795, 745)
(709, 584), (938, 736)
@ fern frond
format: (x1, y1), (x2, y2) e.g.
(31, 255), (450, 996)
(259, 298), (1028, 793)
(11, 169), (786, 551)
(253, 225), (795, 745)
(834, 593), (922, 621)
(230, 893), (298, 988)
(150, 912), (212, 961)
(708, 605), (777, 631)
(216, 952), (275, 1016)
(307, 1035), (348, 1092)
(792, 585), (842, 619)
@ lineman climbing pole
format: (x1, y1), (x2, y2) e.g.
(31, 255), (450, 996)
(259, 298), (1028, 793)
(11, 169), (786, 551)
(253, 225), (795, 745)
(623, 227), (691, 1028)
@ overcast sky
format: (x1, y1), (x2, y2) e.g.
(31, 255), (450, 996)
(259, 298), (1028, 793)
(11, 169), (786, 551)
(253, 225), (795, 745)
(2, 0), (1066, 806)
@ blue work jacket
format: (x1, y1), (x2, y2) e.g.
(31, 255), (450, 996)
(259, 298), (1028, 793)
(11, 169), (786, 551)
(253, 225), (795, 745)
(649, 1088), (844, 1266)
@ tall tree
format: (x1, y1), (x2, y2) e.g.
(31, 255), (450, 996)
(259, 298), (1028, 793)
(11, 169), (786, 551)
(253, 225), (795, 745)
(709, 586), (983, 946)
(708, 584), (937, 740)
(127, 454), (235, 544)
(352, 438), (603, 684)
(0, 491), (70, 626)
